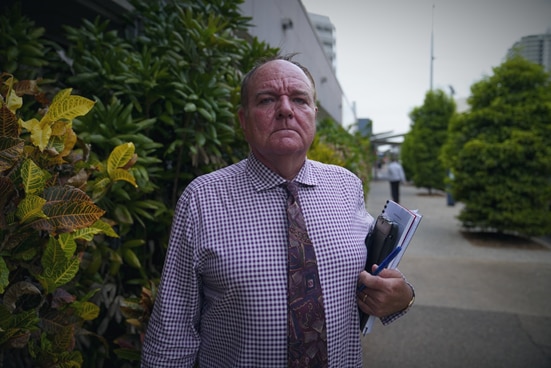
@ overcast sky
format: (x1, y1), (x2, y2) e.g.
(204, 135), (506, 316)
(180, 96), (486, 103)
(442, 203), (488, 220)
(301, 0), (551, 135)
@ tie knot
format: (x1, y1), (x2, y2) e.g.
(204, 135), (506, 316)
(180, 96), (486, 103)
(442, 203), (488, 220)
(282, 181), (299, 199)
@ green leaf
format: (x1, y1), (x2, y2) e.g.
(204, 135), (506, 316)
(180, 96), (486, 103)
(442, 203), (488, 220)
(20, 159), (50, 195)
(16, 194), (47, 224)
(0, 257), (9, 294)
(0, 303), (35, 329)
(114, 204), (133, 225)
(184, 102), (196, 112)
(57, 233), (77, 259)
(39, 239), (80, 293)
(122, 248), (141, 269)
(91, 176), (111, 200)
(123, 239), (145, 248)
(72, 301), (100, 321)
(198, 107), (213, 122)
(196, 132), (206, 146)
(72, 219), (118, 240)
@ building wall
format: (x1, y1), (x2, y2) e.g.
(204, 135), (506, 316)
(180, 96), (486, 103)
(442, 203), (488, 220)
(508, 31), (551, 74)
(308, 13), (337, 72)
(240, 0), (355, 126)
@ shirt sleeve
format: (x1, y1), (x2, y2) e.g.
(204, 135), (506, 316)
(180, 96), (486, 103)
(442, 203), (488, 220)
(379, 281), (415, 325)
(141, 190), (201, 367)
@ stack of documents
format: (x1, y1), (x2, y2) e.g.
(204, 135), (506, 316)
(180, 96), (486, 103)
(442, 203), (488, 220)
(361, 200), (422, 335)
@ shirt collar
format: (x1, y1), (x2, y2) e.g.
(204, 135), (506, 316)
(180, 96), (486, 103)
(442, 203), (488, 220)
(246, 152), (318, 192)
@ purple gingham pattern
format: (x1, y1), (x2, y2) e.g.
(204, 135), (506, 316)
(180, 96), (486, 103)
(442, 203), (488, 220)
(142, 153), (376, 367)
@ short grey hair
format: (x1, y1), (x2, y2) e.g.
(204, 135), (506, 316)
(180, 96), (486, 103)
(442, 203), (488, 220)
(239, 53), (317, 110)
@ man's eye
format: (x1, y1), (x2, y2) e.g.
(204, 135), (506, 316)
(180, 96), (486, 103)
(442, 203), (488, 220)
(259, 97), (274, 105)
(293, 98), (307, 105)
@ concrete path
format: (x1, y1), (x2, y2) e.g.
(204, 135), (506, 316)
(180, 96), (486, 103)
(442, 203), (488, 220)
(361, 178), (551, 368)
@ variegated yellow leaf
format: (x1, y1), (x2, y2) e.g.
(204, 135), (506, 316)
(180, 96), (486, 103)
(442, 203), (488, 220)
(72, 218), (119, 240)
(91, 176), (111, 201)
(73, 301), (100, 321)
(44, 201), (105, 231)
(38, 238), (79, 292)
(21, 117), (52, 151)
(31, 186), (105, 234)
(59, 123), (77, 157)
(107, 143), (135, 176)
(41, 257), (80, 293)
(0, 136), (25, 172)
(21, 117), (39, 132)
(53, 325), (75, 352)
(51, 88), (72, 103)
(20, 159), (50, 195)
(91, 219), (119, 238)
(42, 88), (95, 123)
(43, 185), (91, 202)
(110, 168), (137, 187)
(72, 227), (101, 241)
(47, 135), (62, 156)
(0, 104), (20, 138)
(58, 233), (77, 259)
(51, 120), (68, 136)
(44, 236), (69, 266)
(6, 89), (22, 113)
(16, 194), (47, 223)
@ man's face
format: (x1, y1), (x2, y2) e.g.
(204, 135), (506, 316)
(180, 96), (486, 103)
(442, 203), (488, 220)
(238, 60), (317, 163)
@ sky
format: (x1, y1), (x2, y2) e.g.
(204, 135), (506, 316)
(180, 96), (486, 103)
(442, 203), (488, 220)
(301, 0), (551, 135)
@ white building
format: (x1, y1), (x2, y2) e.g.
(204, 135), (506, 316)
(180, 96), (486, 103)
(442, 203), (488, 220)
(507, 29), (551, 74)
(308, 13), (337, 73)
(239, 0), (356, 127)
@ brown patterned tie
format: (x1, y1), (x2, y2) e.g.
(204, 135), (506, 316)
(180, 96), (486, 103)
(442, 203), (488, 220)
(282, 182), (328, 367)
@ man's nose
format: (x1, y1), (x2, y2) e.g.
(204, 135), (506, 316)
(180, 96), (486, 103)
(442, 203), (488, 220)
(276, 96), (293, 119)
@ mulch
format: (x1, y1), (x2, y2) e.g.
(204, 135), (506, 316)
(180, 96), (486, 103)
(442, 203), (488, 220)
(461, 231), (548, 250)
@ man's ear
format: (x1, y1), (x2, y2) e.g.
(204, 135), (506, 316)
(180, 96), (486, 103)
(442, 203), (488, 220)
(238, 107), (246, 131)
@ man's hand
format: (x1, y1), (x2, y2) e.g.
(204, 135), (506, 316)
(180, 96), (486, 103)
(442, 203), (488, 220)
(356, 268), (413, 317)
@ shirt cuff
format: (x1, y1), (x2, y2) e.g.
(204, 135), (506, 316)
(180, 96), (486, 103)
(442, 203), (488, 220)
(380, 281), (415, 326)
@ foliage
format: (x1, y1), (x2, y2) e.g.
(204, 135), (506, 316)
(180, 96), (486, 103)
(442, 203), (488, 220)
(0, 4), (49, 79)
(441, 55), (551, 236)
(0, 0), (369, 366)
(0, 74), (137, 367)
(401, 89), (455, 193)
(47, 1), (277, 364)
(0, 0), (276, 365)
(308, 118), (372, 193)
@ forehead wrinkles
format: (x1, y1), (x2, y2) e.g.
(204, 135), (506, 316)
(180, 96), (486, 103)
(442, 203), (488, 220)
(253, 61), (313, 96)
(257, 76), (310, 95)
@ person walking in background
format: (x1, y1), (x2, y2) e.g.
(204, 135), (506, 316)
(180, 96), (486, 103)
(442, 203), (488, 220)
(387, 155), (406, 203)
(141, 55), (415, 367)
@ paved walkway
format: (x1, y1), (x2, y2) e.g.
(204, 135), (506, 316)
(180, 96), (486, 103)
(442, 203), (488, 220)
(361, 177), (551, 368)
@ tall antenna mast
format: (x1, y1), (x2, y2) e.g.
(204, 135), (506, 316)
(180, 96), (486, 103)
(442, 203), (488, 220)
(430, 4), (435, 91)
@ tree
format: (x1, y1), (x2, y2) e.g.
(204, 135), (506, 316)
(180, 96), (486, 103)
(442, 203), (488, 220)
(441, 55), (551, 236)
(308, 118), (373, 193)
(401, 89), (455, 193)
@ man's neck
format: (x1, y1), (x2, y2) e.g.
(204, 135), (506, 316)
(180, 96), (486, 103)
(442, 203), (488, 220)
(251, 151), (305, 181)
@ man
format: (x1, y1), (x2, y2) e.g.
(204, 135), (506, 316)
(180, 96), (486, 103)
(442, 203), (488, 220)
(141, 55), (414, 367)
(387, 156), (406, 203)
